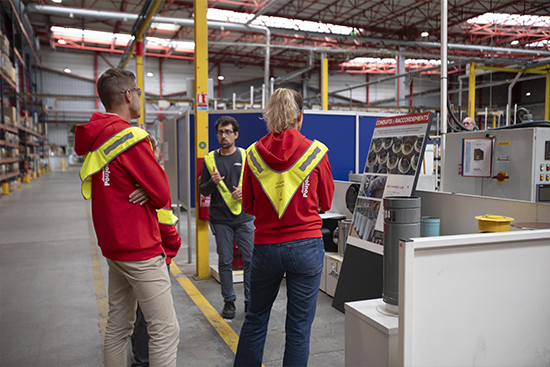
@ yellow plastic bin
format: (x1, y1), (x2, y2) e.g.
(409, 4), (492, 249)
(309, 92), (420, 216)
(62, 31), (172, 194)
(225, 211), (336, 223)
(1, 182), (9, 195)
(475, 214), (515, 233)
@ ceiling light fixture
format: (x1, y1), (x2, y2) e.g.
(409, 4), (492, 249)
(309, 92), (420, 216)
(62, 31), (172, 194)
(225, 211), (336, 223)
(57, 39), (67, 44)
(51, 0), (62, 3)
(511, 40), (519, 45)
(146, 71), (154, 77)
(421, 31), (429, 37)
(63, 67), (72, 73)
(218, 75), (225, 80)
(526, 92), (531, 96)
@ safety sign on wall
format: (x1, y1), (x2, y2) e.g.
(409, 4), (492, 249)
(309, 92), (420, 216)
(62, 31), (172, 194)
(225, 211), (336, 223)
(196, 93), (208, 111)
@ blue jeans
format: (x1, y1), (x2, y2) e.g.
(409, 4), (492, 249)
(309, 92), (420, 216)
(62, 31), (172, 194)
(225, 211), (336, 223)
(131, 264), (170, 367)
(234, 237), (324, 367)
(212, 221), (255, 304)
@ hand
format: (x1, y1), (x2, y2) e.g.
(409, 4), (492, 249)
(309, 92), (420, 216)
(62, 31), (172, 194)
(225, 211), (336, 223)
(129, 183), (149, 205)
(231, 186), (242, 201)
(211, 166), (225, 185)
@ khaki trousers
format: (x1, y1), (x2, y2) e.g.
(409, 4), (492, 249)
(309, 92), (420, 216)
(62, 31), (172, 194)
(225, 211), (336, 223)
(104, 254), (180, 367)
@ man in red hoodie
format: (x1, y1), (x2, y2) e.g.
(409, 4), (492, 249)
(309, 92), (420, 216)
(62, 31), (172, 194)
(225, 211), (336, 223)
(76, 68), (179, 367)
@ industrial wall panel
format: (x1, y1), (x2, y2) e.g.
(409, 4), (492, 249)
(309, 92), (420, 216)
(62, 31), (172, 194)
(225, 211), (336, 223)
(47, 124), (69, 146)
(161, 59), (195, 96)
(37, 48), (446, 112)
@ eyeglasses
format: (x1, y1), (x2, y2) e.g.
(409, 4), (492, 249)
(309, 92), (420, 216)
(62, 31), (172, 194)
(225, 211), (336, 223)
(121, 87), (142, 98)
(216, 130), (235, 137)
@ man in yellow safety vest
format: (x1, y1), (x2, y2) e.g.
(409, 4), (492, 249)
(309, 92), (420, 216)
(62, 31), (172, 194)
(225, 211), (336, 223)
(198, 116), (254, 319)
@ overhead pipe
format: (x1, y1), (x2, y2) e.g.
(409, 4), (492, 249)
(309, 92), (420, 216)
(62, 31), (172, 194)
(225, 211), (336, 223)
(368, 74), (545, 106)
(26, 4), (550, 58)
(307, 59), (472, 101)
(268, 27), (550, 57)
(119, 0), (164, 69)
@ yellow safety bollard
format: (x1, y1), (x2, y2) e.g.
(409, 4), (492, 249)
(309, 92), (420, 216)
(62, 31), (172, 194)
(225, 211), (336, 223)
(62, 158), (66, 171)
(1, 182), (9, 195)
(33, 171), (37, 179)
(475, 214), (514, 233)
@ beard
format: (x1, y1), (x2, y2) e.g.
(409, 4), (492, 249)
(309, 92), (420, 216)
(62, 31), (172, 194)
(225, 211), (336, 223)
(220, 140), (233, 149)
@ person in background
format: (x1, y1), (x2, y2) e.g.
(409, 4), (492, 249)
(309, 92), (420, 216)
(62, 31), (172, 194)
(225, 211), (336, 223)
(234, 88), (335, 367)
(129, 132), (181, 367)
(76, 68), (179, 367)
(462, 117), (479, 131)
(198, 116), (255, 319)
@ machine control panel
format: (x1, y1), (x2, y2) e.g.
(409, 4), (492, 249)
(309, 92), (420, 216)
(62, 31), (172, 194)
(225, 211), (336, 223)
(537, 184), (550, 202)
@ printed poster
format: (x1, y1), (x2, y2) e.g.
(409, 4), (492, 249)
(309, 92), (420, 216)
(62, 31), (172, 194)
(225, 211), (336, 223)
(348, 112), (432, 252)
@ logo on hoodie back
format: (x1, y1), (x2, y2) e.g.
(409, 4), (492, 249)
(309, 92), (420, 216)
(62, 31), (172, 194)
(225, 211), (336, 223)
(102, 164), (111, 187)
(301, 175), (310, 198)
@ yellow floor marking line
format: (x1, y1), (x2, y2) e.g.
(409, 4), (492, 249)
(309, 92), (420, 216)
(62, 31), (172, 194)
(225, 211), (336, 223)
(86, 202), (108, 346)
(170, 262), (244, 354)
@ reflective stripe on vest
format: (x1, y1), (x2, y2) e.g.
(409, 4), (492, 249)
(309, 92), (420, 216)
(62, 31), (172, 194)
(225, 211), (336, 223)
(157, 207), (179, 225)
(246, 140), (328, 219)
(79, 127), (150, 200)
(204, 148), (246, 215)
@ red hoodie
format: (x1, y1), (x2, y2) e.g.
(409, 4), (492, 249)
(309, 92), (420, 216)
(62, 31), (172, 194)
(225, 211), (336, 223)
(75, 113), (170, 261)
(160, 202), (182, 265)
(242, 128), (334, 244)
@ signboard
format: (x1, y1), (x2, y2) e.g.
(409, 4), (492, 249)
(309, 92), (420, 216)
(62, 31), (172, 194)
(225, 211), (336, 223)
(462, 137), (493, 177)
(348, 112), (432, 251)
(196, 93), (208, 111)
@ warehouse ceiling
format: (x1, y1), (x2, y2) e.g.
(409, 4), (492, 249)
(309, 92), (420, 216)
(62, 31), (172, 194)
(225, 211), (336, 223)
(20, 0), (550, 73)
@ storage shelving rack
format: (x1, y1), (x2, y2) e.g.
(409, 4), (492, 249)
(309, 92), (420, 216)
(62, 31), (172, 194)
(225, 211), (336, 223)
(1, 0), (47, 194)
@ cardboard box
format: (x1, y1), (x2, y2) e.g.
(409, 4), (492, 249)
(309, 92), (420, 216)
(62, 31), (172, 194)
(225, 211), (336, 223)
(3, 114), (12, 127)
(7, 63), (15, 84)
(5, 106), (18, 126)
(1, 35), (10, 56)
(1, 53), (9, 73)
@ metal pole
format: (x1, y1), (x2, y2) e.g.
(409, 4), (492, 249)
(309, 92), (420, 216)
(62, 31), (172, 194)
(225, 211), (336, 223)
(485, 107), (488, 130)
(250, 86), (254, 109)
(232, 93), (236, 110)
(507, 71), (523, 126)
(514, 104), (517, 124)
(440, 0), (448, 192)
(355, 114), (360, 174)
(262, 84), (266, 109)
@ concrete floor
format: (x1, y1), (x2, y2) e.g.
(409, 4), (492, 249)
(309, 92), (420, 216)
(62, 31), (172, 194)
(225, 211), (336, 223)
(0, 167), (346, 367)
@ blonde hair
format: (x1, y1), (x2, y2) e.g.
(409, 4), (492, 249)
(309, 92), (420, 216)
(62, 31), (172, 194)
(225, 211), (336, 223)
(263, 88), (303, 133)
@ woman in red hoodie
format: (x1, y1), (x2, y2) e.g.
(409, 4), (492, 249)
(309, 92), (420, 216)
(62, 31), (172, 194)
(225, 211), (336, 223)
(234, 88), (335, 367)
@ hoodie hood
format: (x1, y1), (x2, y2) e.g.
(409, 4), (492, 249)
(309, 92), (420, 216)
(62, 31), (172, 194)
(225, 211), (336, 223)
(75, 113), (130, 156)
(255, 129), (307, 169)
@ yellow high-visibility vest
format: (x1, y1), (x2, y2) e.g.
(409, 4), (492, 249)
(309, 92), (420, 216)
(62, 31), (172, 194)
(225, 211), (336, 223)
(204, 148), (246, 216)
(79, 127), (150, 200)
(247, 140), (328, 219)
(79, 126), (177, 228)
(157, 207), (179, 225)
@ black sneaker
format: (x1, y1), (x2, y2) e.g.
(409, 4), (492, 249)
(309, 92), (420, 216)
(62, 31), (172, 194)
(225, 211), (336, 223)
(222, 301), (236, 319)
